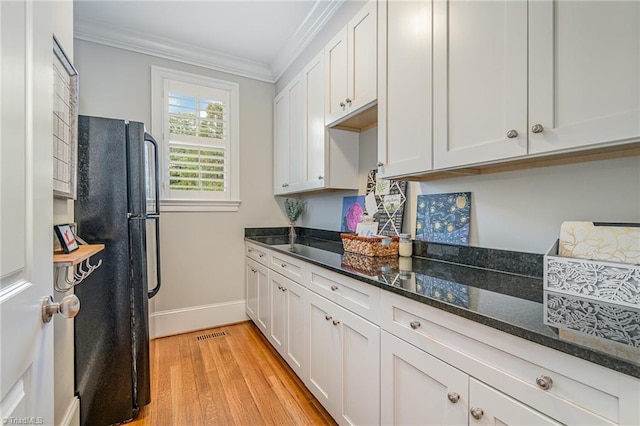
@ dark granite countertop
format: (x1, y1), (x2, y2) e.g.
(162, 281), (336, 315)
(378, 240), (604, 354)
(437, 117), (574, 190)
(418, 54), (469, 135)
(245, 227), (640, 379)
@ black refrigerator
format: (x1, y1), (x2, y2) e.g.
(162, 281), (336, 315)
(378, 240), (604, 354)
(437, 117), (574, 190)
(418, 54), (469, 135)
(74, 115), (161, 426)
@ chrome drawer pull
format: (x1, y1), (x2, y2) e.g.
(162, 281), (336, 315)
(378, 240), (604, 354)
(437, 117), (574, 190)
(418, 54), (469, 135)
(447, 392), (460, 403)
(410, 321), (421, 329)
(536, 375), (553, 390)
(325, 315), (332, 321)
(470, 407), (484, 420)
(330, 285), (339, 291)
(281, 263), (287, 268)
(332, 320), (340, 326)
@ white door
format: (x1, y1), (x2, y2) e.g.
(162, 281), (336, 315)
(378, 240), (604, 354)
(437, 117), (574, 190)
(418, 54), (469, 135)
(245, 259), (258, 321)
(325, 28), (349, 125)
(283, 279), (307, 380)
(433, 0), (528, 169)
(347, 0), (377, 114)
(268, 271), (287, 354)
(469, 379), (561, 425)
(381, 331), (469, 425)
(335, 304), (380, 426)
(303, 52), (326, 190)
(377, 0), (433, 179)
(307, 293), (338, 413)
(273, 91), (289, 194)
(528, 0), (640, 154)
(1, 0), (55, 423)
(255, 263), (269, 337)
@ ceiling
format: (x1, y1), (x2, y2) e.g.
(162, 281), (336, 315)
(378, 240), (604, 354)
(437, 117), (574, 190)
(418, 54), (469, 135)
(74, 0), (345, 83)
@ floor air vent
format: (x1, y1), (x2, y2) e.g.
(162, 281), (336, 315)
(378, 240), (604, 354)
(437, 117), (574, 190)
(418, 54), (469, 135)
(195, 331), (227, 341)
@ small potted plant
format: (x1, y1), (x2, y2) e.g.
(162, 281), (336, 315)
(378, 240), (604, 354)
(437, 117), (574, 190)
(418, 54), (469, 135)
(285, 198), (305, 244)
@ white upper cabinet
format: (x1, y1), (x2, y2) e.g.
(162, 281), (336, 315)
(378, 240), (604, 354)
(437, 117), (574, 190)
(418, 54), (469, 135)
(303, 53), (327, 189)
(528, 0), (640, 154)
(432, 0), (640, 170)
(433, 0), (528, 169)
(377, 0), (434, 179)
(274, 53), (359, 195)
(325, 0), (377, 126)
(273, 75), (305, 194)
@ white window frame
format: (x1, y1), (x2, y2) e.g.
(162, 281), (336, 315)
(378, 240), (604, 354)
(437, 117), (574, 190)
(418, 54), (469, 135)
(151, 66), (240, 212)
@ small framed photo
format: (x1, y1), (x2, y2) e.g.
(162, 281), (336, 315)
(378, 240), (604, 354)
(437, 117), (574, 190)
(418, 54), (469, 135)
(54, 224), (79, 254)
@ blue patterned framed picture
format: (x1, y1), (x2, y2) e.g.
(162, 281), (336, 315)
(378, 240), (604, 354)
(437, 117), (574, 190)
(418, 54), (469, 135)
(416, 192), (471, 245)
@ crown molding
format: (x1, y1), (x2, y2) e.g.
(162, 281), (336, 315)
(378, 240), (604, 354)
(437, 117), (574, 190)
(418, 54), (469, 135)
(270, 0), (345, 82)
(74, 18), (275, 83)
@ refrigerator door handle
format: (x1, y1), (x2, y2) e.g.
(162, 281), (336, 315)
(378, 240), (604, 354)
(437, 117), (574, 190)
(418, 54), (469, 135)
(148, 215), (162, 299)
(144, 132), (160, 216)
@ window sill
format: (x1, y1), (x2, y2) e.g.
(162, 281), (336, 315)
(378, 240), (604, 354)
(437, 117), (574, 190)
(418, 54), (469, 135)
(160, 199), (241, 212)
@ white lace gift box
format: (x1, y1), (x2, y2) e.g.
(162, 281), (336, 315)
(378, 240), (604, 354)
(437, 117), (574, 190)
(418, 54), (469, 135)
(544, 240), (640, 309)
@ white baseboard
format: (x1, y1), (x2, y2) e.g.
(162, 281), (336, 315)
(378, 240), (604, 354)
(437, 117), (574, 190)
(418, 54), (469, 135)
(60, 396), (80, 426)
(150, 300), (248, 339)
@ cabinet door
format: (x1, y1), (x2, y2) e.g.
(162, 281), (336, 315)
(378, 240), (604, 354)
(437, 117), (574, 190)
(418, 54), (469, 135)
(269, 271), (288, 355)
(273, 76), (304, 194)
(308, 293), (339, 413)
(433, 0), (528, 169)
(283, 279), (308, 380)
(335, 304), (380, 426)
(381, 331), (468, 426)
(469, 378), (561, 425)
(325, 28), (349, 124)
(303, 52), (326, 190)
(288, 76), (305, 191)
(245, 258), (258, 321)
(273, 91), (289, 194)
(347, 0), (377, 113)
(255, 263), (270, 337)
(377, 0), (433, 179)
(529, 1), (640, 154)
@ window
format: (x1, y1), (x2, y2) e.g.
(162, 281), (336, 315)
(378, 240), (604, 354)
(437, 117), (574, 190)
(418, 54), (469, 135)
(152, 67), (240, 212)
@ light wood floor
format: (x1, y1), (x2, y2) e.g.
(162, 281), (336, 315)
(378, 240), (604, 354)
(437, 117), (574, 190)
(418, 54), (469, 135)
(128, 321), (336, 426)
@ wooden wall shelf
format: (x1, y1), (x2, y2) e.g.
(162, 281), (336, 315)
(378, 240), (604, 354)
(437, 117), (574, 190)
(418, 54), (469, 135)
(54, 244), (105, 267)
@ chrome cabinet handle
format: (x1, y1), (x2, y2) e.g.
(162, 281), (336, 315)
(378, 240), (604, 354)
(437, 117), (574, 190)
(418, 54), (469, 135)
(506, 129), (518, 138)
(277, 284), (282, 290)
(377, 161), (384, 167)
(447, 392), (460, 403)
(330, 285), (338, 291)
(531, 124), (544, 134)
(332, 320), (340, 326)
(281, 263), (287, 268)
(470, 407), (484, 420)
(410, 321), (421, 329)
(250, 268), (257, 273)
(325, 315), (332, 321)
(281, 287), (287, 292)
(536, 375), (553, 390)
(259, 254), (265, 258)
(318, 176), (324, 180)
(339, 101), (346, 108)
(42, 295), (80, 323)
(282, 183), (289, 188)
(346, 98), (352, 104)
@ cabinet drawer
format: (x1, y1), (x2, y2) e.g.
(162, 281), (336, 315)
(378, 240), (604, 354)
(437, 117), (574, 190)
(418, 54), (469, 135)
(380, 291), (620, 424)
(269, 251), (305, 283)
(246, 242), (268, 265)
(306, 263), (380, 324)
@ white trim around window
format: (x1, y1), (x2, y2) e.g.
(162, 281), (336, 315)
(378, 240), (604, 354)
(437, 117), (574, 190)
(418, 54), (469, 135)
(151, 66), (241, 212)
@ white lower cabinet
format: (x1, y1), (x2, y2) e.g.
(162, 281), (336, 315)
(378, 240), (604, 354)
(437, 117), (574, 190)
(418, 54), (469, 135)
(469, 378), (560, 426)
(308, 290), (380, 426)
(268, 271), (308, 379)
(245, 258), (259, 322)
(255, 262), (270, 337)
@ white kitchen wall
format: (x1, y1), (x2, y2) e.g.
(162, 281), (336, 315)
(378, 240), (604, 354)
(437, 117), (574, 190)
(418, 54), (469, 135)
(299, 146), (640, 253)
(74, 40), (286, 336)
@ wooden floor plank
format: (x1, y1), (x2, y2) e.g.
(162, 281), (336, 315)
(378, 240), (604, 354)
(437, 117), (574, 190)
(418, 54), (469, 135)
(129, 321), (336, 426)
